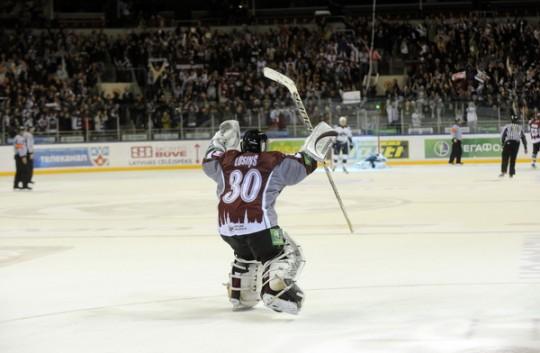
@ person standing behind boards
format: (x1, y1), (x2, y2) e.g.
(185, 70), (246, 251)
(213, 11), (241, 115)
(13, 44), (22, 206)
(465, 101), (478, 133)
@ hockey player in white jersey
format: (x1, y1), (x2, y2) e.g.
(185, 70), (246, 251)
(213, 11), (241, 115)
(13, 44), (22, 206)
(202, 120), (335, 315)
(332, 116), (353, 173)
(529, 113), (540, 168)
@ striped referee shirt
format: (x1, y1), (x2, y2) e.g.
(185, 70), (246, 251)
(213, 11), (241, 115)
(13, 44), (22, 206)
(501, 123), (527, 146)
(450, 124), (462, 140)
(13, 135), (28, 157)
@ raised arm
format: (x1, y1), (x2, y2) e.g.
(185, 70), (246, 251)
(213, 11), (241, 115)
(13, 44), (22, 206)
(275, 152), (317, 186)
(202, 120), (240, 183)
(274, 121), (336, 186)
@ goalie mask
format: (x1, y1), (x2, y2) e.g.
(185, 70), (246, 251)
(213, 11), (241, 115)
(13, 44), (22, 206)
(339, 116), (347, 126)
(241, 129), (268, 153)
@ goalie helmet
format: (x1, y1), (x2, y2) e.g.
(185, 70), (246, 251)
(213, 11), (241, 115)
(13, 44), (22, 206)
(338, 116), (347, 126)
(241, 129), (268, 153)
(511, 114), (519, 123)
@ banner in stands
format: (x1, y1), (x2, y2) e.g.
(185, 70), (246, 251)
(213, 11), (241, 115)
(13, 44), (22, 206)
(424, 137), (502, 159)
(351, 139), (409, 160)
(8, 136), (56, 144)
(34, 146), (110, 168)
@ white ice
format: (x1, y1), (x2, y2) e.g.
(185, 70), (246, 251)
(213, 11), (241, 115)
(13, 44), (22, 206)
(1, 165), (539, 353)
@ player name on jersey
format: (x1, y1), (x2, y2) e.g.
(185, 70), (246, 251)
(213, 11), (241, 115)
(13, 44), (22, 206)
(234, 155), (259, 168)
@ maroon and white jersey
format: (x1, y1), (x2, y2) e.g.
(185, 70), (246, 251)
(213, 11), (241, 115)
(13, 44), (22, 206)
(203, 149), (317, 236)
(530, 119), (540, 144)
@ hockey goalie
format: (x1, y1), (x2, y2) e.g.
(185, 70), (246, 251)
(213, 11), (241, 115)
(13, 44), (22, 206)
(357, 152), (388, 169)
(202, 120), (335, 314)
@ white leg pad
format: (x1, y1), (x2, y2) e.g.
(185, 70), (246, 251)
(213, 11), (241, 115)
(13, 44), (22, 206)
(226, 258), (261, 310)
(260, 232), (306, 314)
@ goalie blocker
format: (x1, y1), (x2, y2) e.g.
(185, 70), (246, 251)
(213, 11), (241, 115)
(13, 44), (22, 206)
(301, 121), (338, 162)
(203, 120), (333, 314)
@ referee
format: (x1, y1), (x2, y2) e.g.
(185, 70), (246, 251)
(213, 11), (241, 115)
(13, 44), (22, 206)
(500, 115), (528, 178)
(13, 127), (31, 190)
(23, 126), (35, 184)
(449, 118), (463, 165)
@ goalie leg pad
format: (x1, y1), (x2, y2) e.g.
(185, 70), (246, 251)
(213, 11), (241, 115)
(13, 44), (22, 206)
(260, 232), (306, 315)
(227, 257), (261, 311)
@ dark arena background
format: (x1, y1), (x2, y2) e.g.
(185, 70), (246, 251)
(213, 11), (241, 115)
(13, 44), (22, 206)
(1, 1), (540, 353)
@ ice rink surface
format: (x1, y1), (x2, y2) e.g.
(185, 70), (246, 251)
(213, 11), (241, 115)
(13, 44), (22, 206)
(1, 164), (539, 353)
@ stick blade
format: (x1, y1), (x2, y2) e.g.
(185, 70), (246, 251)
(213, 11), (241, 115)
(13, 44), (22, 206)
(263, 67), (297, 92)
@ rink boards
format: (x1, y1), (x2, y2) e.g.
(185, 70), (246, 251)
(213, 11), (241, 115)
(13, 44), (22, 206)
(0, 134), (532, 176)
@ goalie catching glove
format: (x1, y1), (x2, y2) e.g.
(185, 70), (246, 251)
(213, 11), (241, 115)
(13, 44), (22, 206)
(300, 122), (338, 162)
(209, 120), (241, 153)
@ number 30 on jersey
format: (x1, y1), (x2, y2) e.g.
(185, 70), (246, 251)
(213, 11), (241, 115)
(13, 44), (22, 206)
(222, 169), (263, 204)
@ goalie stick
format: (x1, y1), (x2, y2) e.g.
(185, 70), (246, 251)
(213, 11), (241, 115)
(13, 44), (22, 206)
(263, 67), (354, 234)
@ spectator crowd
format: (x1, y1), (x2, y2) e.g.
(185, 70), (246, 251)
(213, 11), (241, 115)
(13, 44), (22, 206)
(2, 13), (540, 137)
(380, 14), (540, 129)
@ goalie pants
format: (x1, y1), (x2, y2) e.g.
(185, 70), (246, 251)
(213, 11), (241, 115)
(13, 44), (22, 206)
(221, 227), (284, 264)
(501, 140), (520, 176)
